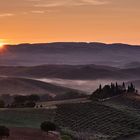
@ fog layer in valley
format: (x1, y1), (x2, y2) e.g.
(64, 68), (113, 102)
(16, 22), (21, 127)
(0, 42), (139, 96)
(37, 78), (137, 93)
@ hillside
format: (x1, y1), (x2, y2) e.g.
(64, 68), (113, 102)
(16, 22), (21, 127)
(102, 93), (140, 110)
(55, 102), (140, 139)
(0, 64), (140, 80)
(0, 77), (80, 96)
(124, 61), (140, 68)
(0, 92), (140, 139)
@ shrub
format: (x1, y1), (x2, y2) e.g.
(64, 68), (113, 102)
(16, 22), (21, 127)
(40, 121), (56, 133)
(61, 135), (72, 140)
(0, 126), (10, 140)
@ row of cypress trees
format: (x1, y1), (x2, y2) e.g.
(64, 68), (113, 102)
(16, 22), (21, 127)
(90, 82), (137, 100)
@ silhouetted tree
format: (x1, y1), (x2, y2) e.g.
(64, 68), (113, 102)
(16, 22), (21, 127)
(127, 83), (136, 93)
(40, 121), (56, 134)
(25, 102), (36, 107)
(28, 94), (40, 102)
(99, 84), (102, 91)
(0, 126), (9, 140)
(14, 95), (27, 104)
(122, 82), (126, 92)
(12, 94), (40, 108)
(0, 100), (5, 108)
(90, 82), (137, 101)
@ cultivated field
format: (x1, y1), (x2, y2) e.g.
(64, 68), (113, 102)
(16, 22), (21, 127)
(0, 96), (140, 140)
(55, 102), (140, 139)
(0, 108), (55, 128)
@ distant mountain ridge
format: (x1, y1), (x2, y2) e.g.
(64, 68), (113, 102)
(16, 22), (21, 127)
(0, 42), (139, 67)
(6, 42), (140, 48)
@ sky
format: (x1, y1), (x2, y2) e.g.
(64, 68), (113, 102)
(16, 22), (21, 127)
(0, 0), (140, 44)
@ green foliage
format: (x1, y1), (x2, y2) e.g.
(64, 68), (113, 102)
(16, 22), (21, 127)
(40, 121), (56, 133)
(61, 135), (72, 140)
(0, 100), (5, 108)
(0, 109), (55, 128)
(28, 94), (40, 102)
(12, 94), (40, 108)
(127, 83), (136, 93)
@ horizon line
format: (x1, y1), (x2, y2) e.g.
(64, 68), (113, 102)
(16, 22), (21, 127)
(5, 41), (140, 46)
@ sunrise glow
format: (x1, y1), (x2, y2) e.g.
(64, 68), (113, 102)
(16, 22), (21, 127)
(0, 0), (140, 44)
(0, 40), (6, 49)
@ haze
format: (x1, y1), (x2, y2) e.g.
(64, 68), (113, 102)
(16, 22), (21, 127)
(0, 0), (140, 44)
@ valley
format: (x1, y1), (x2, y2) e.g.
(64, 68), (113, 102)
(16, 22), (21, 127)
(0, 43), (140, 140)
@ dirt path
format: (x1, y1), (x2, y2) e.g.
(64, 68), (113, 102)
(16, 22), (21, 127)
(7, 127), (60, 140)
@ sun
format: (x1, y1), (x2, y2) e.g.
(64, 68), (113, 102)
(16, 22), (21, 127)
(0, 43), (5, 49)
(0, 40), (6, 49)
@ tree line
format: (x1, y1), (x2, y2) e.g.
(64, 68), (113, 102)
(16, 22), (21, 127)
(0, 94), (40, 108)
(90, 82), (138, 100)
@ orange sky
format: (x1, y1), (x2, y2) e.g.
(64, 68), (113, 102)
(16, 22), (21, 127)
(0, 0), (140, 45)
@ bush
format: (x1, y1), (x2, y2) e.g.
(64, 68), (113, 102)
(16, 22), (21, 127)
(25, 102), (36, 107)
(61, 135), (72, 140)
(40, 121), (56, 133)
(0, 125), (10, 139)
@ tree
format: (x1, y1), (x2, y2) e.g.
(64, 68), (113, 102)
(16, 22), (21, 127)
(12, 94), (40, 108)
(0, 126), (9, 140)
(99, 84), (102, 92)
(25, 101), (36, 107)
(40, 121), (56, 134)
(0, 100), (5, 108)
(28, 94), (40, 102)
(14, 95), (27, 104)
(122, 82), (126, 92)
(127, 83), (136, 93)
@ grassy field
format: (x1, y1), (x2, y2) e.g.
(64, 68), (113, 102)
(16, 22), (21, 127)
(0, 108), (55, 128)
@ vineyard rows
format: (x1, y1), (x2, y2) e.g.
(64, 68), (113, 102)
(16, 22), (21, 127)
(55, 102), (140, 139)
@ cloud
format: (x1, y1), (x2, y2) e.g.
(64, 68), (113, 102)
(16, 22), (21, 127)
(81, 0), (108, 5)
(0, 0), (109, 17)
(31, 10), (45, 14)
(34, 0), (109, 8)
(27, 0), (41, 1)
(0, 13), (14, 17)
(34, 1), (66, 8)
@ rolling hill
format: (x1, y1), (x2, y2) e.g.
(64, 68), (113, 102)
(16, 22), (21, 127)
(0, 64), (139, 80)
(0, 77), (80, 96)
